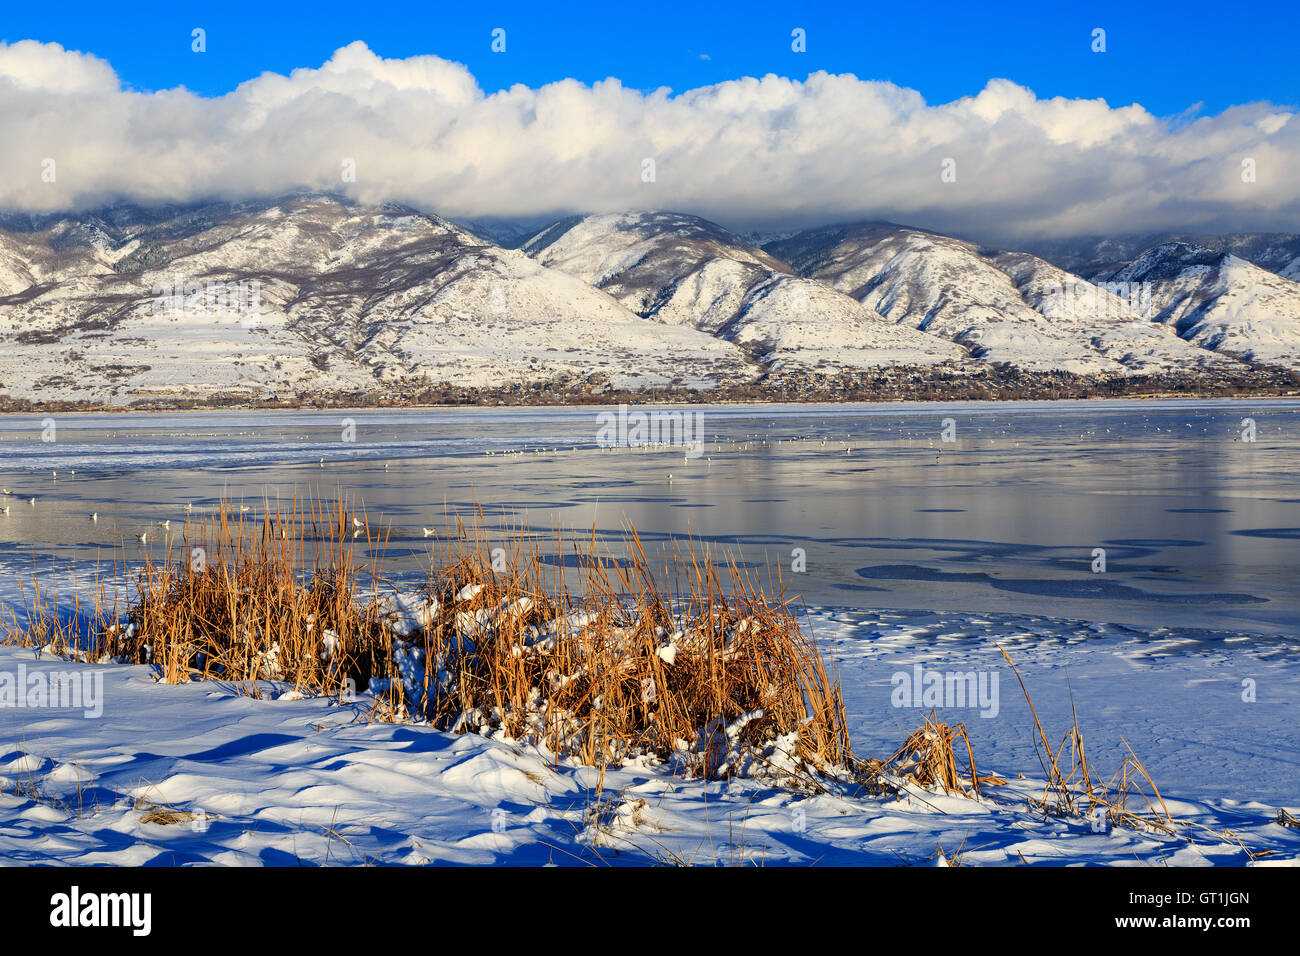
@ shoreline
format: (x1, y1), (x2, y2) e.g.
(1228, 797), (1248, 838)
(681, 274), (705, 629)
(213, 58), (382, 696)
(7, 388), (1300, 417)
(6, 360), (1298, 415)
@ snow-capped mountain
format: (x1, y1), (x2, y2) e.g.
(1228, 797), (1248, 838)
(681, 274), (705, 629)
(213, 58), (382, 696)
(765, 224), (1248, 375)
(0, 199), (754, 403)
(2, 197), (1298, 406)
(522, 212), (965, 371)
(522, 211), (788, 322)
(1101, 243), (1300, 367)
(1024, 232), (1300, 281)
(454, 214), (576, 250)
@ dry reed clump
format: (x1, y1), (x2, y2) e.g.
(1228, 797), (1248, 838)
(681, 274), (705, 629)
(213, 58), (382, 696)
(386, 521), (853, 780)
(51, 501), (396, 696)
(865, 712), (1004, 798)
(2, 501), (852, 781)
(2, 570), (119, 658)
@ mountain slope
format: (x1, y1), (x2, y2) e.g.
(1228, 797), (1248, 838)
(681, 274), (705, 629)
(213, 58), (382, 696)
(0, 199), (754, 402)
(1, 200), (1296, 405)
(524, 212), (966, 371)
(1101, 243), (1300, 367)
(767, 224), (1255, 374)
(1024, 232), (1300, 280)
(523, 211), (789, 321)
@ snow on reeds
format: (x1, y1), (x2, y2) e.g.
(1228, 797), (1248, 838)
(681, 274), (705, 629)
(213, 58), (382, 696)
(2, 500), (851, 781)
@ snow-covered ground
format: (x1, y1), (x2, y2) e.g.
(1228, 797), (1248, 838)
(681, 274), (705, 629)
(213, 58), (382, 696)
(2, 605), (1296, 866)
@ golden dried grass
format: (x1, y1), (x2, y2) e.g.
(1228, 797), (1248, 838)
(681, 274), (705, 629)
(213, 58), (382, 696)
(3, 500), (852, 778)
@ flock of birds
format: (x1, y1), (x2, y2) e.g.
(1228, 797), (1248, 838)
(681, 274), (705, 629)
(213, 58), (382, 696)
(1, 474), (212, 545)
(1, 482), (43, 515)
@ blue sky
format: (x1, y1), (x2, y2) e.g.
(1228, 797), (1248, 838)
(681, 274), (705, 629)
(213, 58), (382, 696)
(3, 0), (1297, 115)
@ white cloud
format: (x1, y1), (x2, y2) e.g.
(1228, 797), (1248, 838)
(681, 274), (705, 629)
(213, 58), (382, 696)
(0, 39), (119, 94)
(0, 39), (1295, 239)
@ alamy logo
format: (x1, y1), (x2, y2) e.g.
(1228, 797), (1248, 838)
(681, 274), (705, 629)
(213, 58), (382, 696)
(49, 886), (151, 936)
(0, 665), (103, 718)
(595, 404), (705, 458)
(890, 664), (999, 718)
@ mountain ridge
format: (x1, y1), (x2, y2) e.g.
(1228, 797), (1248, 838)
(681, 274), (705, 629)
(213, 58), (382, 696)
(2, 196), (1298, 406)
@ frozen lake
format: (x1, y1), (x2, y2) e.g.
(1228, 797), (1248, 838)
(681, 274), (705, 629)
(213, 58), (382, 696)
(2, 398), (1297, 639)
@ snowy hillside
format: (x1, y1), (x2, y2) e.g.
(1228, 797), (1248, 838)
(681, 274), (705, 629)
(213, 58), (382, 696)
(720, 274), (966, 370)
(1026, 232), (1300, 280)
(767, 224), (1252, 375)
(1102, 243), (1300, 367)
(525, 212), (965, 372)
(2, 199), (1299, 404)
(0, 200), (753, 403)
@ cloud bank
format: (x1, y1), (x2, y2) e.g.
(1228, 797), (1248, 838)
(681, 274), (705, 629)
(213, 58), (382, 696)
(0, 39), (1295, 239)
